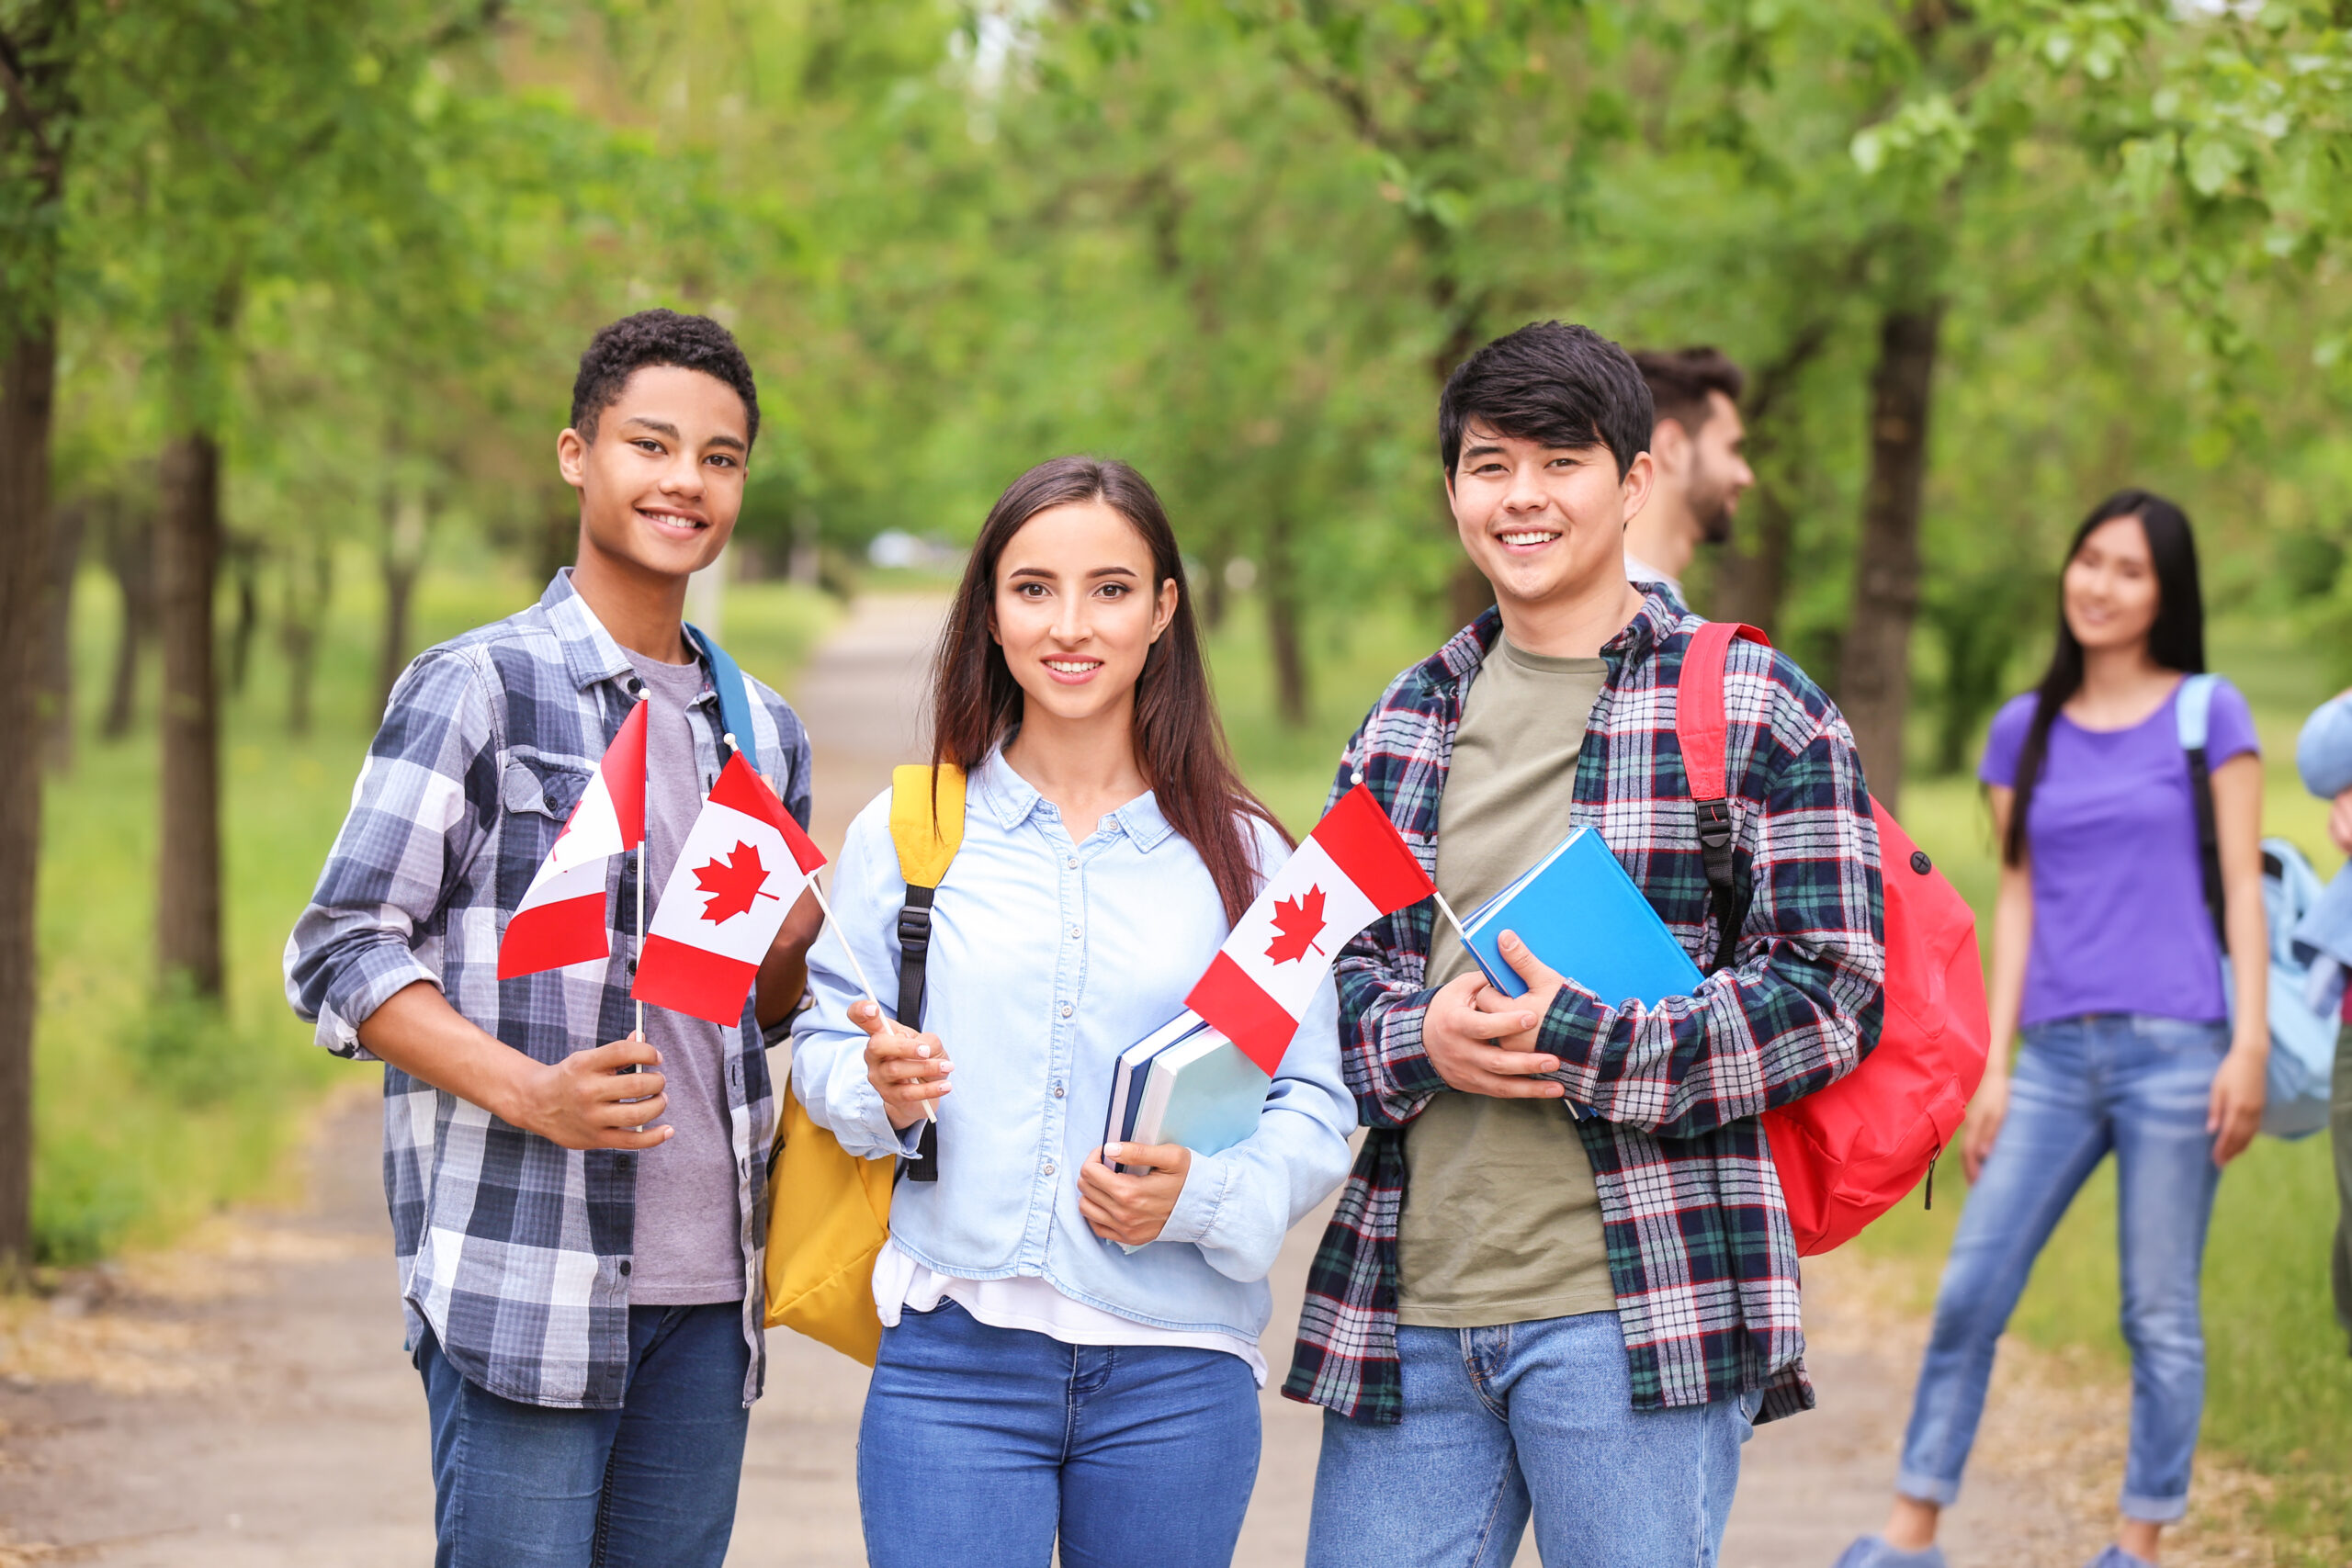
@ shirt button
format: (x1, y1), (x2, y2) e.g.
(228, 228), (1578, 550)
(1041, 1162), (1056, 1177)
(1069, 925), (1081, 940)
(1052, 1082), (1065, 1099)
(618, 1260), (632, 1276)
(1059, 1003), (1073, 1019)
(1066, 855), (1079, 869)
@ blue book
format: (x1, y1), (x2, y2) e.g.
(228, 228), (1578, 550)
(1460, 827), (1702, 1005)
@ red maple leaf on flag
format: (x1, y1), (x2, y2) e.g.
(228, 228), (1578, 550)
(694, 841), (779, 923)
(1265, 885), (1329, 964)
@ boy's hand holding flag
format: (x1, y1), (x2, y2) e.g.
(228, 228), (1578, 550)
(1187, 783), (1435, 1074)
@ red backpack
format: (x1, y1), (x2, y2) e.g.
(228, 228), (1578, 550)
(1678, 621), (1991, 1255)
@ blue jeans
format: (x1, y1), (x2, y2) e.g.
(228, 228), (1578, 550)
(856, 1300), (1261, 1568)
(1306, 1311), (1758, 1568)
(415, 1303), (751, 1568)
(1897, 1013), (2228, 1523)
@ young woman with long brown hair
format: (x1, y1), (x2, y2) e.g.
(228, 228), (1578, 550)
(790, 457), (1355, 1568)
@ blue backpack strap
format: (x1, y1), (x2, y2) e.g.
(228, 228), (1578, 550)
(2175, 672), (2218, 752)
(683, 622), (760, 771)
(2177, 673), (2226, 950)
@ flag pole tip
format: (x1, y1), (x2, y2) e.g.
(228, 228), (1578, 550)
(1351, 769), (1364, 786)
(723, 731), (739, 751)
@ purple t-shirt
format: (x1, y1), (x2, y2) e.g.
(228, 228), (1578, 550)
(1979, 680), (2257, 1028)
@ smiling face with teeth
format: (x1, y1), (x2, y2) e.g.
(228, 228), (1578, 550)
(558, 365), (751, 658)
(990, 500), (1180, 740)
(1447, 421), (1655, 651)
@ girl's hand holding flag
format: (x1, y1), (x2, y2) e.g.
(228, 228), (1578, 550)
(851, 999), (953, 1129)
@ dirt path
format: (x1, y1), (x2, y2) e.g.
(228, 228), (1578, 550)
(0, 593), (2265, 1567)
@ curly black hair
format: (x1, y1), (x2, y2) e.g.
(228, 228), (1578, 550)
(569, 309), (760, 447)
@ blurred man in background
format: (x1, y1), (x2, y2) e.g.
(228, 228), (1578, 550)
(1624, 347), (1755, 601)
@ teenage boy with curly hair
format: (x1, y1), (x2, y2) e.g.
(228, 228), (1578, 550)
(287, 310), (820, 1568)
(1291, 321), (1885, 1568)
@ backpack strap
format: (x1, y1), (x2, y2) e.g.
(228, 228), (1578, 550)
(1677, 621), (1773, 973)
(2176, 672), (2229, 953)
(887, 764), (967, 1182)
(683, 621), (760, 771)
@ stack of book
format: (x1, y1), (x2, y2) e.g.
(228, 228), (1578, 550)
(1101, 1011), (1268, 1176)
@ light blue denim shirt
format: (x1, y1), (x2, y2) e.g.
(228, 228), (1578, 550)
(791, 750), (1354, 1343)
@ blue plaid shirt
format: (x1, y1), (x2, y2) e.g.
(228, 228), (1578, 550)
(1284, 595), (1884, 1426)
(283, 570), (812, 1409)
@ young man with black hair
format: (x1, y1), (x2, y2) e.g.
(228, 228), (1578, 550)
(286, 309), (820, 1568)
(1290, 321), (1884, 1567)
(1623, 345), (1756, 600)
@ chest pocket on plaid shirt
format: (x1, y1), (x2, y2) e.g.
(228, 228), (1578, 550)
(498, 757), (594, 901)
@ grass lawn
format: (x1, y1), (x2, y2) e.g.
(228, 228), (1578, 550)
(29, 547), (835, 1265)
(1205, 597), (2351, 1562)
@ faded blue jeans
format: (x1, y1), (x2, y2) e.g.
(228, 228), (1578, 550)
(414, 1303), (751, 1568)
(1306, 1310), (1758, 1568)
(1897, 1012), (2229, 1523)
(856, 1299), (1261, 1568)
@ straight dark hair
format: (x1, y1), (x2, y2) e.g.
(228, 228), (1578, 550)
(2004, 489), (2206, 866)
(930, 456), (1289, 923)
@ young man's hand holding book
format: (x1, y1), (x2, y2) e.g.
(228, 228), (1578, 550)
(1420, 968), (1563, 1100)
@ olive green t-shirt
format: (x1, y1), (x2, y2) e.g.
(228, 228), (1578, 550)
(1396, 637), (1619, 1327)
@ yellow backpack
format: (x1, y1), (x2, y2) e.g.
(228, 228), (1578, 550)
(762, 764), (965, 1365)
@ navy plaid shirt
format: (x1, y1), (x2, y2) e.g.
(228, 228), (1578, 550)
(1283, 593), (1884, 1426)
(283, 570), (812, 1409)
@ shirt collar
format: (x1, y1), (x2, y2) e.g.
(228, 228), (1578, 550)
(970, 746), (1175, 852)
(1415, 588), (1689, 696)
(541, 568), (714, 703)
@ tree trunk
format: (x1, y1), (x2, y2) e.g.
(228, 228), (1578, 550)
(226, 536), (260, 695)
(1263, 513), (1310, 727)
(40, 497), (85, 770)
(1700, 311), (1836, 635)
(1838, 303), (1945, 811)
(1430, 271), (1496, 630)
(280, 536), (331, 737)
(100, 506), (154, 740)
(377, 482), (430, 714)
(156, 429), (225, 998)
(1706, 480), (1795, 636)
(0, 322), (59, 1277)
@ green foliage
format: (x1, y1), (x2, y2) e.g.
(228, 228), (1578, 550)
(117, 972), (247, 1106)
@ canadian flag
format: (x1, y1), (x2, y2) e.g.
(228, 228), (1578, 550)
(1186, 784), (1435, 1074)
(497, 703), (648, 980)
(630, 752), (827, 1026)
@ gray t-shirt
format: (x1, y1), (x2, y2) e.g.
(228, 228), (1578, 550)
(1397, 637), (1618, 1327)
(624, 648), (747, 1306)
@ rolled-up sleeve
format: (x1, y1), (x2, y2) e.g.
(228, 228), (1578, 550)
(790, 795), (910, 1158)
(282, 649), (500, 1057)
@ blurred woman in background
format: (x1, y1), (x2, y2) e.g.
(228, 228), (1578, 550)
(1838, 491), (2269, 1568)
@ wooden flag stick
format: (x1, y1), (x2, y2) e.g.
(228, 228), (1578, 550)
(807, 874), (937, 1124)
(633, 692), (650, 1043)
(1430, 887), (1476, 952)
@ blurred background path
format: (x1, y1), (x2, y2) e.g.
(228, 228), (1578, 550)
(0, 596), (2263, 1568)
